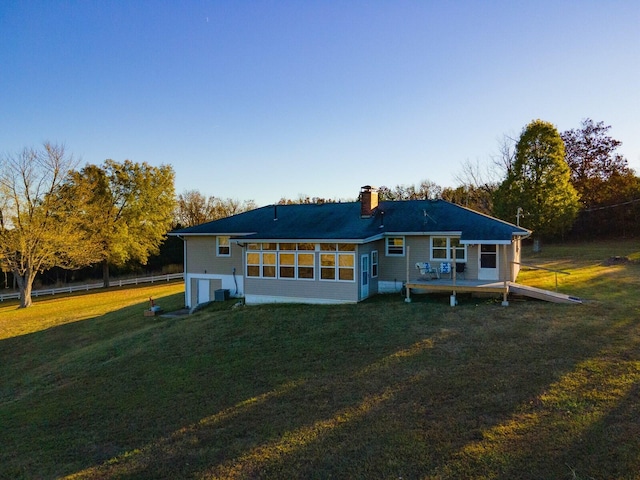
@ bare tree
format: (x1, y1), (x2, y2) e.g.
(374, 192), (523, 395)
(176, 190), (257, 226)
(0, 143), (102, 307)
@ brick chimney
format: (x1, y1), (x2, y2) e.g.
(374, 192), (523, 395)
(360, 185), (378, 218)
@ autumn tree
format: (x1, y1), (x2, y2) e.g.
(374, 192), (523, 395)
(175, 190), (257, 227)
(561, 119), (640, 237)
(0, 143), (102, 307)
(561, 119), (632, 206)
(68, 160), (176, 287)
(493, 120), (580, 248)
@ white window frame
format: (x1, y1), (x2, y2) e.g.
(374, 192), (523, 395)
(430, 237), (466, 262)
(371, 250), (378, 278)
(245, 243), (316, 280)
(319, 243), (356, 283)
(216, 236), (231, 257)
(386, 236), (405, 256)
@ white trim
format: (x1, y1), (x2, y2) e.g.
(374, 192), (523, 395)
(430, 236), (467, 262)
(216, 236), (231, 257)
(460, 239), (512, 245)
(371, 250), (379, 278)
(385, 236), (405, 256)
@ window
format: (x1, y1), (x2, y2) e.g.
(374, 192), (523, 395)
(279, 252), (296, 278)
(298, 253), (315, 279)
(246, 243), (315, 280)
(386, 237), (405, 256)
(217, 236), (230, 256)
(319, 243), (356, 282)
(320, 253), (336, 280)
(430, 237), (466, 262)
(431, 237), (447, 259)
(371, 250), (378, 278)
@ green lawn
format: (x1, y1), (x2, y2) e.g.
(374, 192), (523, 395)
(1, 241), (639, 479)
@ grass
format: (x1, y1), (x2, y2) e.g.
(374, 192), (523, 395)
(1, 240), (639, 479)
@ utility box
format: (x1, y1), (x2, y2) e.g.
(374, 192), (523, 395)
(214, 289), (230, 302)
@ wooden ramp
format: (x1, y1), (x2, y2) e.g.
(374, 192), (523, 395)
(405, 279), (582, 305)
(508, 283), (583, 304)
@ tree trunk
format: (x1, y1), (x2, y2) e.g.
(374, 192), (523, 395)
(533, 237), (542, 253)
(14, 270), (35, 308)
(102, 259), (110, 288)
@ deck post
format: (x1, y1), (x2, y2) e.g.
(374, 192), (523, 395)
(451, 239), (457, 306)
(501, 244), (509, 306)
(405, 245), (411, 303)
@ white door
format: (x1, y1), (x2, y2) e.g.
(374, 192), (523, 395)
(478, 244), (499, 280)
(361, 254), (369, 299)
(198, 279), (210, 304)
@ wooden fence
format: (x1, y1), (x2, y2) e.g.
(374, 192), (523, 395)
(0, 273), (184, 302)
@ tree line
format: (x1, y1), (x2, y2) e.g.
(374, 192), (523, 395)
(3, 118), (637, 306)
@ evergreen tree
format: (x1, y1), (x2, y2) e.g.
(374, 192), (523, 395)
(494, 120), (579, 247)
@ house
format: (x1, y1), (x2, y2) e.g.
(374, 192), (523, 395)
(170, 186), (531, 307)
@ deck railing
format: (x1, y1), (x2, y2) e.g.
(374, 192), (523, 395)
(0, 272), (184, 302)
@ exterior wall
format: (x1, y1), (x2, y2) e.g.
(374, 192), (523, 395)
(244, 247), (359, 304)
(378, 235), (474, 286)
(189, 276), (223, 307)
(184, 236), (243, 275)
(357, 242), (379, 301)
(245, 276), (357, 304)
(181, 234), (522, 306)
(512, 238), (523, 280)
(183, 236), (244, 308)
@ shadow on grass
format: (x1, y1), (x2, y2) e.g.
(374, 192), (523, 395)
(2, 294), (639, 479)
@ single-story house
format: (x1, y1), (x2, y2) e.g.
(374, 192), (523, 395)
(170, 186), (531, 307)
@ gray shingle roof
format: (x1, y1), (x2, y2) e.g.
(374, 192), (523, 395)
(171, 200), (530, 242)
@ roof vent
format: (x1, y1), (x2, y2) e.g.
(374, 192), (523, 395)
(360, 185), (378, 218)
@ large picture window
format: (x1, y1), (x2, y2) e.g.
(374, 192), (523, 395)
(430, 237), (466, 262)
(386, 237), (405, 256)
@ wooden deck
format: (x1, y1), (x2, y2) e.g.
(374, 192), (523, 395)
(405, 278), (582, 304)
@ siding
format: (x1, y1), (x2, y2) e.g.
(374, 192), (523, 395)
(185, 236), (243, 275)
(378, 236), (434, 283)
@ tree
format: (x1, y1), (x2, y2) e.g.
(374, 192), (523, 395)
(175, 190), (257, 227)
(493, 120), (580, 248)
(68, 160), (176, 287)
(561, 119), (640, 238)
(561, 118), (633, 208)
(378, 180), (442, 201)
(175, 190), (218, 227)
(448, 159), (499, 214)
(0, 143), (102, 307)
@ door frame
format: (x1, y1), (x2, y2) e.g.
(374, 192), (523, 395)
(360, 254), (369, 299)
(478, 244), (499, 281)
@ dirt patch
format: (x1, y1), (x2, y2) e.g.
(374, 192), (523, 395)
(604, 256), (633, 266)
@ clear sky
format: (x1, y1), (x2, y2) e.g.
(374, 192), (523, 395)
(1, 1), (638, 206)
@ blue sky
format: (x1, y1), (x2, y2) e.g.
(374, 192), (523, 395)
(1, 1), (638, 206)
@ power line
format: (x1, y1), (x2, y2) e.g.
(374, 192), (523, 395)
(583, 197), (640, 212)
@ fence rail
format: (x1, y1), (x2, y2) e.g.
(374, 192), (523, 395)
(0, 273), (184, 302)
(512, 261), (570, 291)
